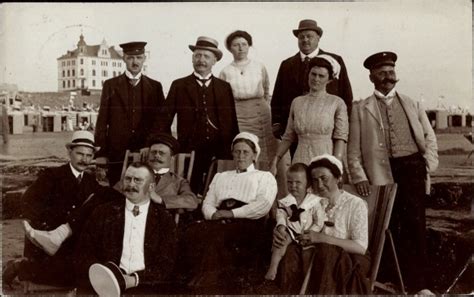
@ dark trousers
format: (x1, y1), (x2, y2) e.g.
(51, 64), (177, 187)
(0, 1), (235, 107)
(189, 140), (220, 195)
(388, 152), (428, 291)
(107, 162), (123, 187)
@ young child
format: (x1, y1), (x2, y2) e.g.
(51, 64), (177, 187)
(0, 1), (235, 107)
(265, 163), (327, 281)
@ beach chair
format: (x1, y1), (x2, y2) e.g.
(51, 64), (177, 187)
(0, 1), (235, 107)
(299, 184), (406, 294)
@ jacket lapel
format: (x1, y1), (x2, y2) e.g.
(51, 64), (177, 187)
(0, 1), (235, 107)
(289, 53), (302, 85)
(144, 203), (159, 264)
(110, 201), (126, 262)
(397, 93), (418, 129)
(364, 95), (383, 127)
(184, 74), (199, 107)
(141, 75), (151, 106)
(155, 172), (173, 192)
(117, 74), (130, 108)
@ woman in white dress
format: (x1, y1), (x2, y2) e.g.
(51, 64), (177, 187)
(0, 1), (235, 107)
(219, 30), (277, 165)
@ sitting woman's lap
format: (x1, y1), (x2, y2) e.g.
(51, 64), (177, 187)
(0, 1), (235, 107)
(279, 242), (371, 294)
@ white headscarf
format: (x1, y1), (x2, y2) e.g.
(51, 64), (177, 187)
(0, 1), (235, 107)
(316, 54), (341, 80)
(232, 132), (261, 161)
(309, 154), (343, 176)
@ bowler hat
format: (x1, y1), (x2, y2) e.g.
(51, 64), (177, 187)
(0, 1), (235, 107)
(119, 41), (147, 55)
(65, 131), (99, 151)
(364, 51), (397, 70)
(146, 133), (180, 155)
(189, 36), (223, 61)
(293, 19), (323, 37)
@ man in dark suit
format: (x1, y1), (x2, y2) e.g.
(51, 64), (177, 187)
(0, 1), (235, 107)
(2, 131), (102, 287)
(154, 36), (239, 194)
(95, 41), (165, 186)
(75, 162), (177, 296)
(271, 19), (353, 144)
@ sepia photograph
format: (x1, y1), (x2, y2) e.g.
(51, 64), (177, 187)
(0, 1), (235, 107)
(1, 1), (472, 295)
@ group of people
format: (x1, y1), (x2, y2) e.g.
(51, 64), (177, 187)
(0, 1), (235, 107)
(3, 18), (438, 295)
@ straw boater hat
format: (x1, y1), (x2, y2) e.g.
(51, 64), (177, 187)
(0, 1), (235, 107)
(293, 19), (323, 37)
(189, 36), (223, 61)
(65, 131), (99, 152)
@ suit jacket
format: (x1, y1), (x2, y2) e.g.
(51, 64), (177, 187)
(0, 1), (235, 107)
(21, 164), (100, 269)
(157, 171), (198, 210)
(154, 74), (239, 158)
(347, 93), (438, 186)
(271, 50), (353, 136)
(74, 199), (177, 287)
(95, 74), (165, 161)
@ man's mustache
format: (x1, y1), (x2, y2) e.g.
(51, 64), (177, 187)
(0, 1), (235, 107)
(382, 78), (399, 84)
(124, 187), (139, 193)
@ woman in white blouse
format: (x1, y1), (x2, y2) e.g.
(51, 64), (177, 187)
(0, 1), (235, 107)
(184, 132), (277, 294)
(274, 154), (370, 294)
(219, 30), (277, 165)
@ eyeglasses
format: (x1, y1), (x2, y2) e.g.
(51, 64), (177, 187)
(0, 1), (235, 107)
(123, 176), (145, 185)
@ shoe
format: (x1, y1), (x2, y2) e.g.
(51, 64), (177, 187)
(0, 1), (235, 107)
(416, 289), (435, 295)
(89, 262), (125, 297)
(2, 259), (21, 288)
(23, 221), (61, 256)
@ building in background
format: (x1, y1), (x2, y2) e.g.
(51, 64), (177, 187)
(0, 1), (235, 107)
(56, 34), (149, 93)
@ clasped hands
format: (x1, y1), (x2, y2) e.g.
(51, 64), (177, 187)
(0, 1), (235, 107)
(211, 210), (234, 221)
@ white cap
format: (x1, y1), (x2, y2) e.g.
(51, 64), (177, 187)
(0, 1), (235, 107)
(232, 132), (261, 161)
(309, 154), (343, 175)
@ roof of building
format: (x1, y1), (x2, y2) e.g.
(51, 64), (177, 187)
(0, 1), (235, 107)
(57, 35), (123, 60)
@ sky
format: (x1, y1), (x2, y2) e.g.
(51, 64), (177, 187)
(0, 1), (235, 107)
(0, 1), (472, 111)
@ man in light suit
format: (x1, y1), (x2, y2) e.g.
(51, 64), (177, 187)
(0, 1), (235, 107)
(95, 41), (165, 186)
(153, 36), (239, 194)
(75, 162), (177, 296)
(347, 51), (438, 293)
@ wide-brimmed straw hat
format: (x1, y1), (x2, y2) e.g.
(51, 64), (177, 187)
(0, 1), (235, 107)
(65, 131), (99, 152)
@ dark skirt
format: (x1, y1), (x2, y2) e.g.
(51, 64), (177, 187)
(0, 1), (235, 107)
(279, 242), (371, 294)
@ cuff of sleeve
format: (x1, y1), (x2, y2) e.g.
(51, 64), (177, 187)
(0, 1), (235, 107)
(231, 208), (244, 219)
(133, 272), (139, 287)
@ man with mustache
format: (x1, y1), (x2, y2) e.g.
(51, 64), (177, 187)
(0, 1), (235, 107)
(75, 162), (177, 295)
(2, 131), (104, 287)
(146, 132), (198, 213)
(347, 51), (438, 293)
(153, 36), (238, 194)
(95, 41), (165, 186)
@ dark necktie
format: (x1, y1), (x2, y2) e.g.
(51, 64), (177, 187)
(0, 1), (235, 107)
(237, 169), (247, 174)
(132, 205), (140, 217)
(76, 174), (82, 185)
(302, 56), (311, 92)
(289, 204), (305, 222)
(129, 78), (139, 86)
(195, 76), (211, 89)
(154, 173), (164, 185)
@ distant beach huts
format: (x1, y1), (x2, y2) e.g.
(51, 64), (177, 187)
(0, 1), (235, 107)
(6, 108), (98, 134)
(427, 109), (473, 130)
